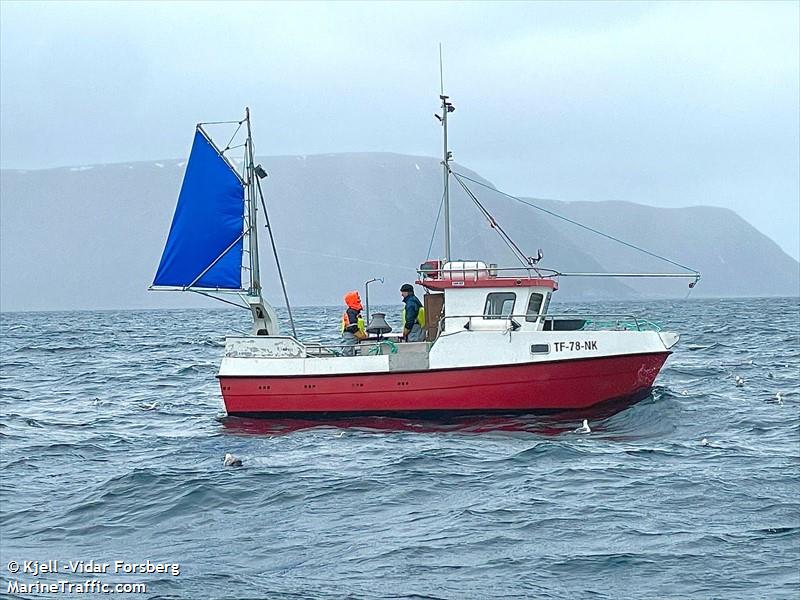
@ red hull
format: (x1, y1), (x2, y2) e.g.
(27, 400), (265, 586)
(220, 352), (670, 417)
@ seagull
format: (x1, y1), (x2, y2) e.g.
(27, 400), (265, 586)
(141, 402), (157, 411)
(681, 390), (690, 396)
(223, 453), (243, 467)
(700, 438), (710, 446)
(574, 419), (591, 434)
(734, 375), (744, 387)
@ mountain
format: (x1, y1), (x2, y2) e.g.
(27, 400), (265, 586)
(1, 153), (797, 311)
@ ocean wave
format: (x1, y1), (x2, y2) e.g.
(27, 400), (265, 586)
(1, 300), (798, 598)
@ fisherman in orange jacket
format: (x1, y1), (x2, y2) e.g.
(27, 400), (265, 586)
(340, 291), (367, 356)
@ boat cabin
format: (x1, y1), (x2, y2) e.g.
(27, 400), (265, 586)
(417, 260), (559, 340)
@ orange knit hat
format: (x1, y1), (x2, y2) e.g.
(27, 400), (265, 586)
(344, 291), (363, 311)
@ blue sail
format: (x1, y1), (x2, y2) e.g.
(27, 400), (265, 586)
(153, 130), (245, 289)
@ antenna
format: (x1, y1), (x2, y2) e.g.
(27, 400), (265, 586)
(439, 43), (444, 96)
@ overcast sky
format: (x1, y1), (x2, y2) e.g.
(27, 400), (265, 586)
(2, 1), (798, 259)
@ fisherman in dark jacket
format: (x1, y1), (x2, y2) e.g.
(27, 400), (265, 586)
(400, 283), (426, 342)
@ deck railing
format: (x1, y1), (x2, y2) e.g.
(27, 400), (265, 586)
(285, 313), (663, 358)
(417, 264), (700, 287)
(235, 312), (662, 360)
(303, 338), (406, 358)
(439, 313), (662, 332)
(418, 264), (557, 281)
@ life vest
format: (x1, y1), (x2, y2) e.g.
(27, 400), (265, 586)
(401, 305), (425, 329)
(341, 311), (366, 335)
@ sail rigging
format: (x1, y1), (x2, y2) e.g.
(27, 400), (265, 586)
(150, 110), (294, 336)
(152, 129), (246, 290)
(428, 82), (701, 288)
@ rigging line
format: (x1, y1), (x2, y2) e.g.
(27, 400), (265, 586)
(456, 176), (531, 266)
(451, 172), (529, 268)
(185, 228), (249, 289)
(195, 125), (244, 185)
(474, 204), (530, 269)
(256, 176), (297, 338)
(223, 121), (244, 153)
(555, 272), (700, 278)
(197, 119), (244, 126)
(188, 289), (250, 310)
(454, 171), (545, 267)
(452, 170), (701, 276)
(426, 188), (446, 259)
(456, 180), (530, 269)
(278, 246), (418, 272)
(500, 232), (530, 268)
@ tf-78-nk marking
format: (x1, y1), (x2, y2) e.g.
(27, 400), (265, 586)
(553, 341), (598, 352)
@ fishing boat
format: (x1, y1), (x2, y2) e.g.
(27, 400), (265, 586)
(151, 96), (700, 418)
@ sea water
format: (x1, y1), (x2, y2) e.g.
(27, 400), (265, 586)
(1, 297), (798, 598)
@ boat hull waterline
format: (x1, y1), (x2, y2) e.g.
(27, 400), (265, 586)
(220, 351), (669, 416)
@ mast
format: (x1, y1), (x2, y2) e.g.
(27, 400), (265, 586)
(438, 46), (454, 263)
(243, 108), (279, 336)
(244, 107), (262, 296)
(441, 94), (452, 263)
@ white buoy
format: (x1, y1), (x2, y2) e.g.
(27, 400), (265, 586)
(775, 392), (783, 405)
(734, 375), (744, 387)
(575, 419), (591, 434)
(223, 453), (243, 467)
(701, 438), (709, 446)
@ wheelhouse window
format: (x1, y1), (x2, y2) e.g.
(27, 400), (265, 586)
(484, 292), (516, 319)
(526, 292), (548, 322)
(542, 293), (551, 316)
